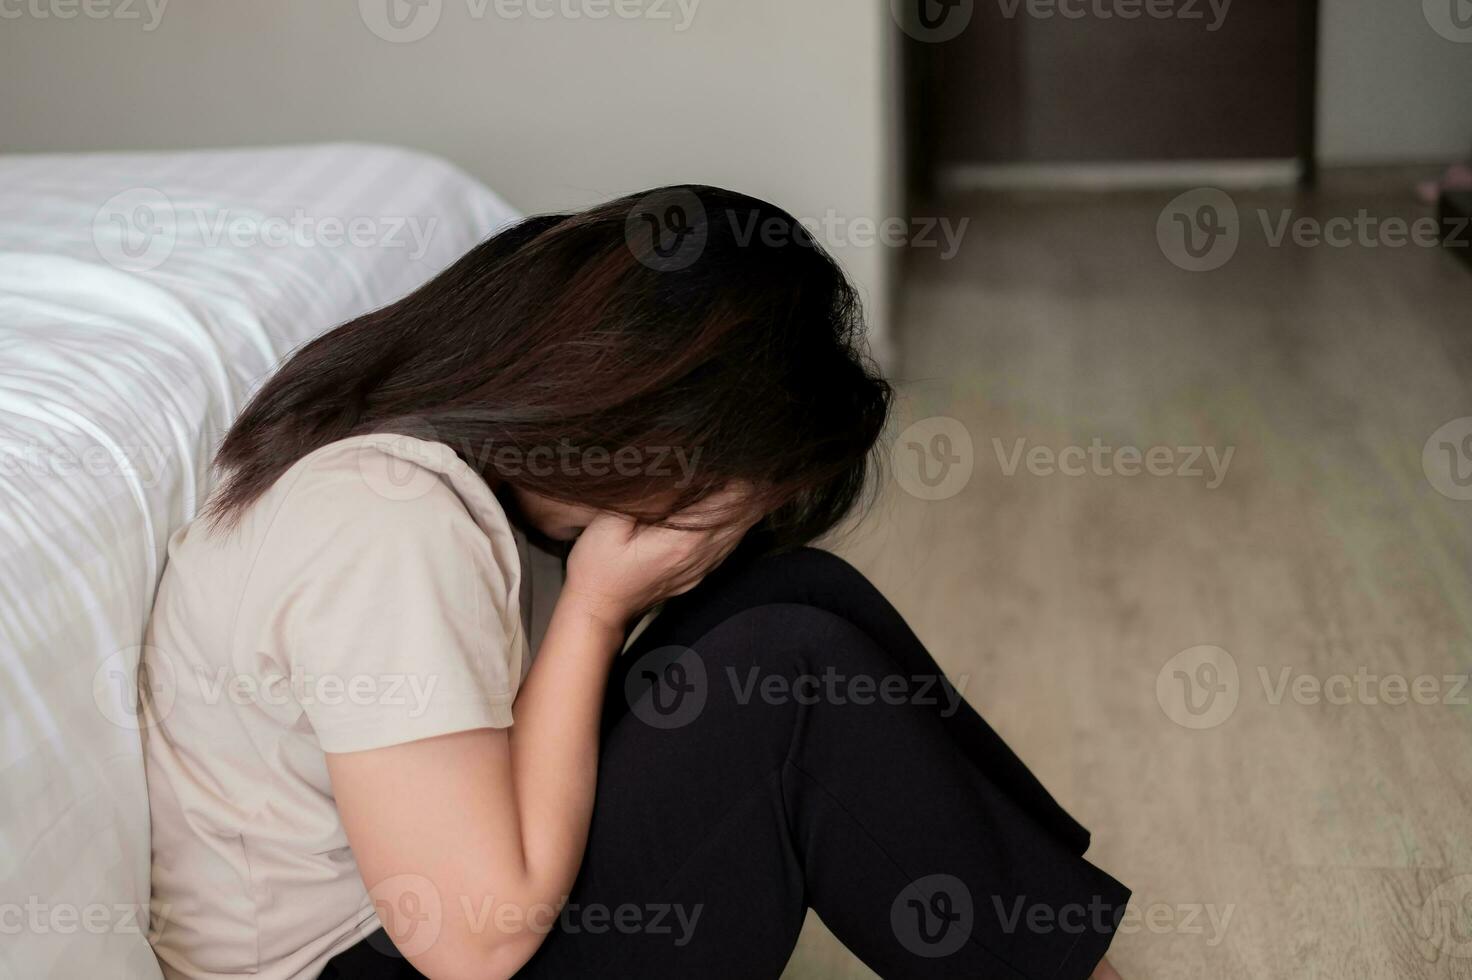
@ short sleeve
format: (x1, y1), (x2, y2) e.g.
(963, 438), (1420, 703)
(254, 443), (524, 754)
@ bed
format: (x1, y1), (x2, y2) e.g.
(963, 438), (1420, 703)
(0, 144), (519, 979)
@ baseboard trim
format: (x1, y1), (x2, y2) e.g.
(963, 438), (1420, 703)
(939, 160), (1303, 192)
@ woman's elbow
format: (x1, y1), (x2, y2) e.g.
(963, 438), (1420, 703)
(411, 922), (550, 980)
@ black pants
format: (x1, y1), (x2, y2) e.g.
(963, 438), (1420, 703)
(324, 548), (1129, 979)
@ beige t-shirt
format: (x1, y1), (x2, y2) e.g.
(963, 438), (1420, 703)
(142, 434), (559, 980)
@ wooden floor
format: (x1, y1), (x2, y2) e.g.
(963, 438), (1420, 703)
(784, 176), (1472, 979)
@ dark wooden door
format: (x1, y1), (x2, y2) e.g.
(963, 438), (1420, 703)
(901, 0), (1315, 181)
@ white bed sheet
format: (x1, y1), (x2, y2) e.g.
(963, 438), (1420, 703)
(0, 144), (518, 979)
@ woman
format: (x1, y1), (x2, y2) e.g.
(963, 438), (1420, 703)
(141, 187), (1128, 979)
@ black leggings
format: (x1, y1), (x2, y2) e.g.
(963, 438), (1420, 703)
(323, 548), (1129, 979)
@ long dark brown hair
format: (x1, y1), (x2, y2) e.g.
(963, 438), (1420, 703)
(207, 185), (891, 551)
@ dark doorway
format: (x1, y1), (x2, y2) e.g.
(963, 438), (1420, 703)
(901, 0), (1319, 192)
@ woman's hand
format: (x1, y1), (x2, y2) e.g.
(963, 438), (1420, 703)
(562, 486), (759, 632)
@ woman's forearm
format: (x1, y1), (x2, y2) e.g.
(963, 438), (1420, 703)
(504, 596), (624, 913)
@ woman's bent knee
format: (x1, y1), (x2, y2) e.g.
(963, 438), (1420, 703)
(628, 602), (952, 730)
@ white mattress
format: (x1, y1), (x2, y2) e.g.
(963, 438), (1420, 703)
(0, 144), (518, 980)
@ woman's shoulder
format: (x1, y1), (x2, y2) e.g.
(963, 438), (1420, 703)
(267, 433), (511, 541)
(222, 432), (524, 621)
(182, 433), (521, 592)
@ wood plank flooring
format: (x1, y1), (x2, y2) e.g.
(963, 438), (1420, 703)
(784, 175), (1472, 979)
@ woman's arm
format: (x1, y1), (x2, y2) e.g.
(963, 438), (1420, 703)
(326, 501), (754, 980)
(326, 597), (621, 980)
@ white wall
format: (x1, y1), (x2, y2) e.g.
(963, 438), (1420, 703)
(1318, 0), (1472, 164)
(0, 0), (894, 346)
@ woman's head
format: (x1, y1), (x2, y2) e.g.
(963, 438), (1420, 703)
(208, 185), (892, 551)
